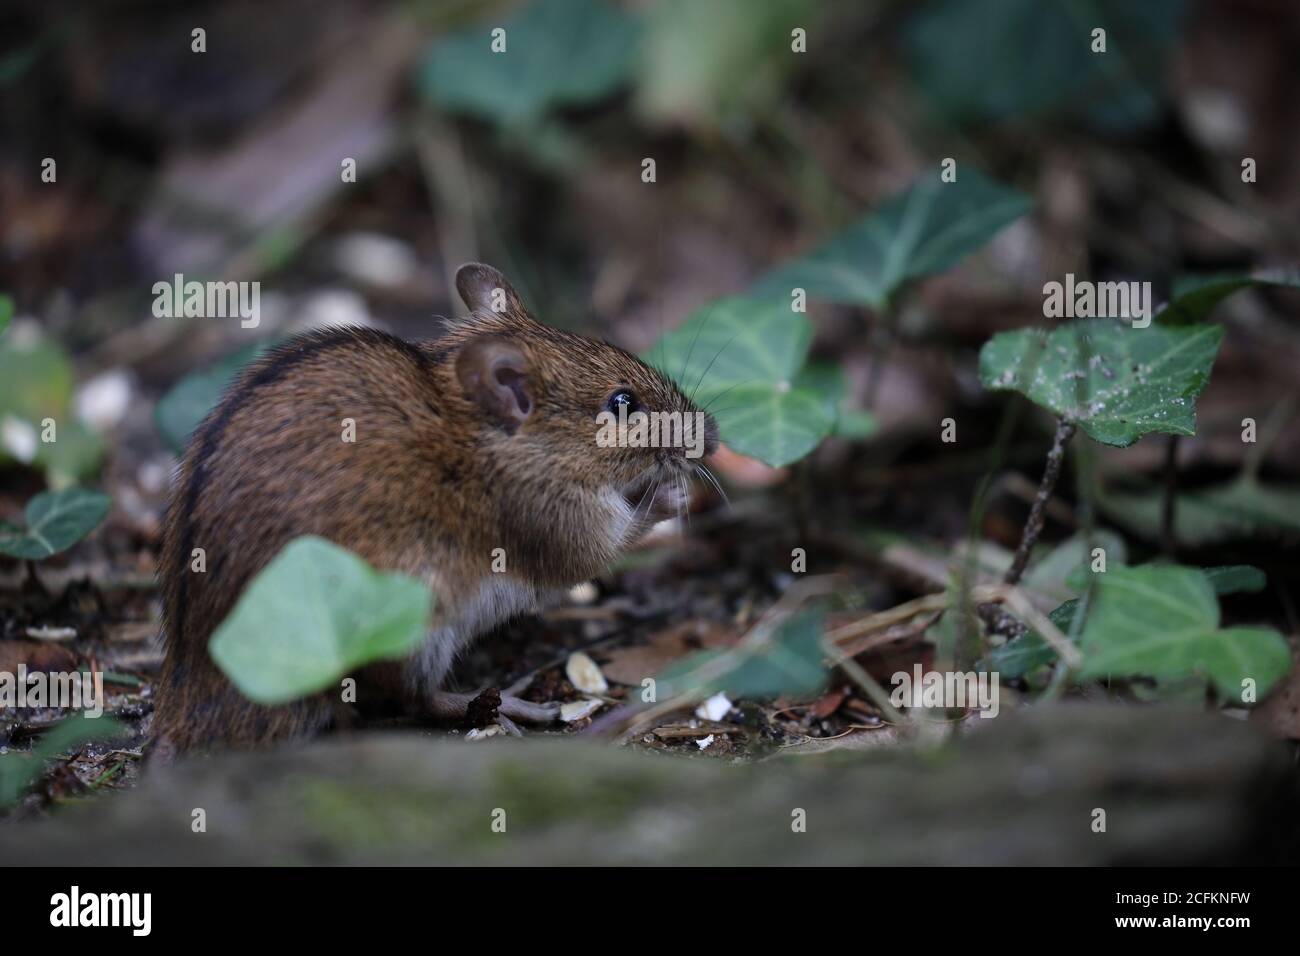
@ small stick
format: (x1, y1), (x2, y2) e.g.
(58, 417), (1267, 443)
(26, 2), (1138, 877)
(827, 646), (907, 725)
(1004, 419), (1076, 586)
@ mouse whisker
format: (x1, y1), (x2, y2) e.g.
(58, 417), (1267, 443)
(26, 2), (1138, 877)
(677, 299), (719, 391)
(689, 330), (743, 405)
(628, 474), (657, 526)
(699, 377), (756, 413)
(677, 471), (691, 533)
(695, 462), (730, 511)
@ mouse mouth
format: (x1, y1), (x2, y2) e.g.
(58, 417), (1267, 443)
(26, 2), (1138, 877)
(619, 466), (659, 508)
(619, 461), (684, 509)
(620, 466), (690, 523)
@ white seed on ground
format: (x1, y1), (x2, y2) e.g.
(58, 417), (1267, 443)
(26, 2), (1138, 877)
(565, 651), (608, 694)
(695, 692), (733, 722)
(560, 698), (603, 722)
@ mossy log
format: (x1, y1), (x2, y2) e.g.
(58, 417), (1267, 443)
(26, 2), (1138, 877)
(3, 703), (1295, 865)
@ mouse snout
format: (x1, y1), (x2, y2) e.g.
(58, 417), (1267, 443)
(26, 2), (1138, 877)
(701, 413), (720, 457)
(655, 408), (718, 466)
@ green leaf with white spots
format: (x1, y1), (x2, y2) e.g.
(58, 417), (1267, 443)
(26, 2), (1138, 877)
(1158, 268), (1300, 325)
(1074, 564), (1290, 700)
(209, 536), (433, 705)
(0, 487), (111, 560)
(979, 319), (1223, 446)
(417, 0), (641, 125)
(752, 169), (1031, 308)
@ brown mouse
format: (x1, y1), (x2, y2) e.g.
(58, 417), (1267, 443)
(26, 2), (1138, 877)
(150, 263), (718, 758)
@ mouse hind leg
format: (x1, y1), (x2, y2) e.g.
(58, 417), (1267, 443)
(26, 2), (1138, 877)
(150, 668), (335, 760)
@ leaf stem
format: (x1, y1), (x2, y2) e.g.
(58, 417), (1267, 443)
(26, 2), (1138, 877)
(1004, 418), (1076, 586)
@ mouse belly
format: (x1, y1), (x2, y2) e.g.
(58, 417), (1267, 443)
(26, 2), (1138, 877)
(402, 574), (550, 698)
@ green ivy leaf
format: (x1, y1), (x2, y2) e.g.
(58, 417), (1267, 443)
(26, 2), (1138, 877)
(794, 362), (879, 440)
(985, 563), (1271, 680)
(1023, 529), (1127, 606)
(649, 297), (831, 466)
(1158, 268), (1300, 325)
(0, 488), (111, 560)
(209, 536), (434, 705)
(904, 0), (1186, 131)
(652, 297), (811, 403)
(754, 169), (1031, 308)
(417, 0), (641, 125)
(1075, 565), (1290, 699)
(710, 383), (835, 467)
(980, 599), (1076, 680)
(155, 342), (267, 453)
(655, 609), (828, 701)
(979, 319), (1223, 446)
(1100, 475), (1300, 545)
(1200, 565), (1267, 595)
(0, 294), (12, 337)
(0, 715), (125, 807)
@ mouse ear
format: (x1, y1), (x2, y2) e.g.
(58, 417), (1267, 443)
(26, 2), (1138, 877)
(456, 336), (533, 432)
(455, 263), (527, 318)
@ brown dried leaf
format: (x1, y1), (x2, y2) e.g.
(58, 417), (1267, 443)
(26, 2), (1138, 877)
(600, 619), (736, 686)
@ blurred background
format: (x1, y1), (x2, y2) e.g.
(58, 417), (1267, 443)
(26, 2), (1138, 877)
(2, 0), (1300, 794)
(3, 0), (1299, 461)
(4, 0), (1299, 537)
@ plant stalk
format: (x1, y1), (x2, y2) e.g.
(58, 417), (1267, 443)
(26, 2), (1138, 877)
(1004, 418), (1076, 586)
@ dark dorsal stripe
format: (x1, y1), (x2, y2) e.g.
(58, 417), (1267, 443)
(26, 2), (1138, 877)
(171, 327), (430, 644)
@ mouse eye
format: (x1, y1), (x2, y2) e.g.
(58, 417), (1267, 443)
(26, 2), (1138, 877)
(606, 389), (637, 413)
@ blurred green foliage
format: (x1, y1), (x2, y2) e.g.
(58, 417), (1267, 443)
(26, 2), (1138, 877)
(905, 0), (1187, 131)
(635, 0), (809, 130)
(755, 169), (1032, 309)
(0, 487), (111, 560)
(0, 715), (125, 809)
(418, 0), (640, 124)
(210, 536), (434, 704)
(0, 331), (104, 486)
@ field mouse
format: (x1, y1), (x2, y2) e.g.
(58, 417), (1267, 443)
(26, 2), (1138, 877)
(150, 263), (718, 758)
